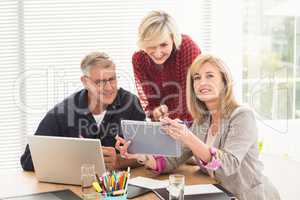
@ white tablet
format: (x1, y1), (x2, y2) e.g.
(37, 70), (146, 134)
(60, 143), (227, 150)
(28, 135), (106, 185)
(121, 120), (182, 157)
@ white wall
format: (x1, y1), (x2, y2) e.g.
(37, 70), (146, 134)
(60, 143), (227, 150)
(173, 1), (244, 103)
(211, 1), (243, 102)
(257, 119), (300, 161)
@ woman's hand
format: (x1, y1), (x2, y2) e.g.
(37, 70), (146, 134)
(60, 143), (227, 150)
(115, 135), (144, 161)
(152, 105), (169, 121)
(160, 117), (192, 144)
(115, 136), (157, 169)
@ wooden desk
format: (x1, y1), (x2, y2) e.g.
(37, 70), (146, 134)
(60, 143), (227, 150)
(0, 164), (216, 199)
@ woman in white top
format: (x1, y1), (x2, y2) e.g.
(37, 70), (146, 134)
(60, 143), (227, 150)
(116, 54), (281, 199)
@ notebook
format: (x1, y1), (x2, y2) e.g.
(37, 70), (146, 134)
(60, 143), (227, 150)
(127, 184), (151, 199)
(121, 120), (182, 157)
(1, 189), (81, 200)
(153, 187), (234, 200)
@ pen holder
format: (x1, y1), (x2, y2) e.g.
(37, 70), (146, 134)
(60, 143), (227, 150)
(100, 193), (127, 200)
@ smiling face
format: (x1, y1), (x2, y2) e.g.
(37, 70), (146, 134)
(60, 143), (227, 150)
(81, 64), (118, 107)
(193, 62), (225, 104)
(187, 54), (238, 122)
(143, 34), (174, 65)
(90, 65), (117, 105)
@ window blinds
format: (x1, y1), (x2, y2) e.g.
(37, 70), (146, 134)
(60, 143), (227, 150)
(0, 0), (181, 170)
(0, 0), (214, 170)
(0, 0), (26, 171)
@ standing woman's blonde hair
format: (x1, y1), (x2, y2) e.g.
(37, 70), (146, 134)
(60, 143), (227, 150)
(137, 10), (182, 49)
(186, 54), (239, 123)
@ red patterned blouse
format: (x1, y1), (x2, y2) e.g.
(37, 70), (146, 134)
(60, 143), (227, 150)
(132, 34), (201, 121)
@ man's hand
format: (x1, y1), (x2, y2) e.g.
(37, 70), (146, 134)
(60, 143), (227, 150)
(102, 146), (119, 170)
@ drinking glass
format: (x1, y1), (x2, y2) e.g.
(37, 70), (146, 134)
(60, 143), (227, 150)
(168, 174), (185, 200)
(81, 164), (97, 200)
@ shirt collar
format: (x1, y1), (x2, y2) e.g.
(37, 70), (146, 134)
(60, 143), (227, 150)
(106, 89), (122, 111)
(145, 45), (177, 66)
(163, 46), (177, 65)
(78, 89), (122, 115)
(77, 89), (89, 115)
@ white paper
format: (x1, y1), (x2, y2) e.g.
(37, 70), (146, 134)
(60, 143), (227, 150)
(128, 176), (169, 189)
(184, 184), (223, 195)
(129, 177), (223, 195)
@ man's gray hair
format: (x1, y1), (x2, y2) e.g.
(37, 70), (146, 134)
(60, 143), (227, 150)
(80, 52), (114, 75)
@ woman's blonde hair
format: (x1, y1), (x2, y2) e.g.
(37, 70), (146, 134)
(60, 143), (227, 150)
(137, 10), (182, 49)
(186, 54), (239, 123)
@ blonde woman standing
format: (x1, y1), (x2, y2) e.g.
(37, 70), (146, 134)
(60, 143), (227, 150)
(132, 10), (200, 122)
(117, 54), (281, 199)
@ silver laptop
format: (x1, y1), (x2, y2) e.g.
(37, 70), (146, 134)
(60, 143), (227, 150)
(28, 135), (106, 185)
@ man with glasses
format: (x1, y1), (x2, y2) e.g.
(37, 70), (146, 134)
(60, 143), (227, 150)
(21, 52), (146, 171)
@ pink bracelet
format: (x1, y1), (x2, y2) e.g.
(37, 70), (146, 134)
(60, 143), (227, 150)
(198, 147), (221, 171)
(153, 156), (166, 173)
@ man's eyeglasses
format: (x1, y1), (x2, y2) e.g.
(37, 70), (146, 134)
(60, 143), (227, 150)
(85, 76), (117, 87)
